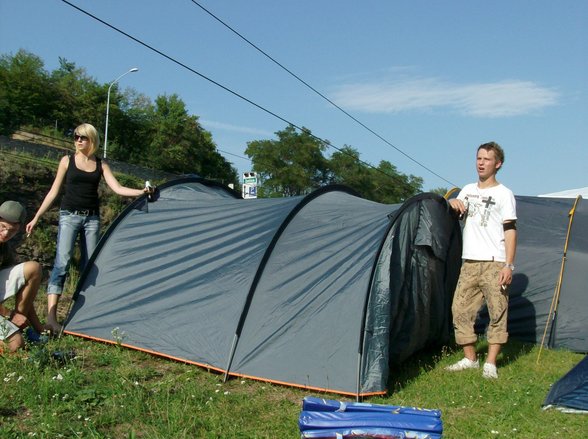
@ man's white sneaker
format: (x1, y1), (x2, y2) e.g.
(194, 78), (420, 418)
(445, 357), (479, 371)
(482, 362), (498, 379)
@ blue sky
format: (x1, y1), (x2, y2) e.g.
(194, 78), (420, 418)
(1, 1), (586, 196)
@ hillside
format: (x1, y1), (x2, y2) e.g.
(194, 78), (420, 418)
(0, 151), (61, 266)
(0, 149), (142, 270)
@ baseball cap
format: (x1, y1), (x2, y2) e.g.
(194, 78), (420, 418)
(0, 201), (26, 224)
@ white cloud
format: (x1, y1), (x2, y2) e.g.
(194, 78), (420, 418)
(200, 119), (273, 137)
(332, 78), (559, 117)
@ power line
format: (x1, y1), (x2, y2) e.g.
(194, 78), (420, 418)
(217, 148), (250, 162)
(58, 0), (428, 188)
(189, 0), (455, 188)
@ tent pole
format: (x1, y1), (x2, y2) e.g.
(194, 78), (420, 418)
(536, 196), (580, 364)
(356, 352), (362, 402)
(223, 334), (239, 382)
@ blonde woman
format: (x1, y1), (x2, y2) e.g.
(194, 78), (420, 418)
(26, 123), (150, 333)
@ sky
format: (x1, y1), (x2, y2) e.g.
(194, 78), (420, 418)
(1, 0), (586, 196)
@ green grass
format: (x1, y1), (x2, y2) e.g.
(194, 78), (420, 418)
(1, 149), (587, 437)
(1, 335), (586, 438)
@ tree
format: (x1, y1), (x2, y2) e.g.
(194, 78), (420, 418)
(147, 94), (200, 173)
(327, 145), (374, 197)
(196, 129), (239, 184)
(245, 125), (329, 197)
(429, 187), (450, 197)
(0, 50), (238, 184)
(366, 160), (423, 204)
(328, 146), (423, 204)
(144, 94), (238, 183)
(0, 50), (53, 134)
(50, 57), (106, 135)
(109, 90), (153, 164)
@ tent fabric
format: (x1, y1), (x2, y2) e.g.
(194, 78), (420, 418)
(551, 198), (588, 352)
(472, 195), (588, 353)
(543, 355), (588, 413)
(64, 177), (588, 398)
(64, 177), (462, 397)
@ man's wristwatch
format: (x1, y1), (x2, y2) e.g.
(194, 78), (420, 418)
(504, 263), (515, 271)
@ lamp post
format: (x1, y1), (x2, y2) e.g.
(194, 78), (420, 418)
(104, 67), (138, 159)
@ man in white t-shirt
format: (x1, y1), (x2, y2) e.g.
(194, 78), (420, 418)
(445, 142), (517, 379)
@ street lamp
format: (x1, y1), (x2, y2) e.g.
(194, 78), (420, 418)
(104, 67), (139, 159)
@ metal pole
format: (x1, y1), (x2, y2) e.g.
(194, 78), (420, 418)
(104, 67), (138, 159)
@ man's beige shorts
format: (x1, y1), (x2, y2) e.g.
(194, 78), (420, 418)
(452, 260), (509, 345)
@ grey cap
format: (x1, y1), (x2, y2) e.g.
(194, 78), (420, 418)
(0, 201), (26, 224)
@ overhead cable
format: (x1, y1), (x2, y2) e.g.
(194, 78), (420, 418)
(189, 0), (455, 187)
(59, 0), (424, 187)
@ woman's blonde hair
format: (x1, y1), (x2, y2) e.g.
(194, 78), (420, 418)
(74, 123), (100, 156)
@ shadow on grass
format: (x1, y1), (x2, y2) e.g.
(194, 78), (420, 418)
(496, 338), (534, 367)
(387, 344), (449, 395)
(386, 338), (535, 396)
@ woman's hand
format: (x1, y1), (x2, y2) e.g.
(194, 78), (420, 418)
(25, 218), (38, 235)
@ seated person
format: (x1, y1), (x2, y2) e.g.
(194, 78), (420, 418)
(1, 201), (50, 353)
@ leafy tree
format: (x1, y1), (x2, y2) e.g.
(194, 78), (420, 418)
(144, 94), (237, 183)
(366, 160), (423, 204)
(429, 187), (450, 197)
(0, 50), (53, 134)
(0, 50), (423, 194)
(245, 125), (329, 197)
(195, 129), (239, 184)
(328, 146), (422, 204)
(327, 145), (374, 197)
(108, 90), (153, 163)
(147, 94), (199, 173)
(50, 57), (106, 135)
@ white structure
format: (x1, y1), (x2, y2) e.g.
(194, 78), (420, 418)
(539, 187), (588, 198)
(242, 172), (258, 199)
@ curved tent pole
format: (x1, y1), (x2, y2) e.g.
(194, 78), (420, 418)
(222, 185), (361, 383)
(536, 195), (581, 364)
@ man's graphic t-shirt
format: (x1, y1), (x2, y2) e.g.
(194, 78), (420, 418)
(457, 183), (517, 262)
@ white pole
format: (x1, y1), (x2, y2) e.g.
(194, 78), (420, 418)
(104, 67), (138, 159)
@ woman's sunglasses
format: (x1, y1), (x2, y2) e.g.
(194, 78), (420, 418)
(74, 134), (89, 142)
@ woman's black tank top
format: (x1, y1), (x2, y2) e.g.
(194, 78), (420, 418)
(60, 154), (103, 212)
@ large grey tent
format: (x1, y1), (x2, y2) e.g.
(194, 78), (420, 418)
(473, 195), (588, 352)
(64, 177), (461, 398)
(64, 178), (587, 398)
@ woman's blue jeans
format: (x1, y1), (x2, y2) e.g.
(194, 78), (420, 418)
(47, 210), (100, 295)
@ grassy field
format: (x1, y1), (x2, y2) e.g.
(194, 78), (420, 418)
(1, 326), (586, 438)
(1, 149), (587, 437)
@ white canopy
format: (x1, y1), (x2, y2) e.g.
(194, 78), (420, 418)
(538, 187), (588, 198)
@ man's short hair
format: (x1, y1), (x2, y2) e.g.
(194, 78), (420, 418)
(478, 142), (505, 165)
